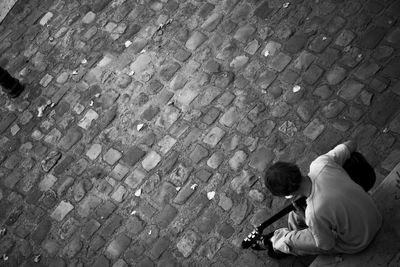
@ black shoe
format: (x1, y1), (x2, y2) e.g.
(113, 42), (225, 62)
(7, 83), (24, 98)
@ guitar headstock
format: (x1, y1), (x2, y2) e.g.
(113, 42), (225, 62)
(241, 228), (261, 249)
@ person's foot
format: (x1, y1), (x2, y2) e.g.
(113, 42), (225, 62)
(7, 83), (24, 98)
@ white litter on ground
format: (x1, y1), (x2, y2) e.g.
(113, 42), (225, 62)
(134, 189), (142, 197)
(190, 184), (198, 190)
(137, 123), (144, 131)
(125, 40), (132, 47)
(293, 85), (301, 92)
(207, 191), (215, 200)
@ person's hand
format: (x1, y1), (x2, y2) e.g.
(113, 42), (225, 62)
(292, 198), (306, 219)
(267, 230), (290, 259)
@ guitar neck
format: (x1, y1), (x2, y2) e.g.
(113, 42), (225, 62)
(257, 196), (306, 232)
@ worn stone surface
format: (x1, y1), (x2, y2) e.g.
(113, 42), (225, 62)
(177, 230), (198, 258)
(51, 201), (74, 221)
(369, 92), (400, 126)
(358, 26), (387, 49)
(338, 79), (365, 100)
(303, 119), (325, 140)
(326, 65), (347, 85)
(106, 234), (131, 260)
(249, 147), (274, 172)
(0, 1), (399, 266)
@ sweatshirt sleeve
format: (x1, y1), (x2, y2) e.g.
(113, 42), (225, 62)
(271, 214), (336, 255)
(325, 144), (351, 166)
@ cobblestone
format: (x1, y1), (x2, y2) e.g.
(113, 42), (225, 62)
(54, 155), (75, 176)
(111, 163), (130, 181)
(142, 151), (161, 171)
(284, 34), (307, 54)
(303, 119), (325, 140)
(322, 100), (346, 118)
(249, 147), (274, 172)
(185, 31), (207, 50)
(78, 109), (98, 130)
(382, 56), (400, 78)
(111, 185), (127, 203)
(231, 170), (256, 194)
(0, 113), (17, 134)
(338, 79), (365, 100)
(202, 13), (223, 32)
(203, 127), (225, 147)
(57, 217), (76, 240)
(256, 70), (277, 90)
(126, 216), (145, 235)
(51, 201), (74, 222)
(302, 64), (324, 85)
(229, 150), (247, 171)
(177, 230), (198, 258)
(297, 100), (318, 122)
(62, 238), (83, 259)
(234, 24), (255, 43)
(369, 92), (400, 126)
(326, 65), (347, 85)
(381, 150), (400, 171)
(373, 45), (394, 61)
(189, 144), (208, 164)
(77, 194), (102, 217)
(271, 102), (290, 118)
(358, 26), (387, 49)
(309, 34), (332, 53)
(153, 181), (176, 207)
(106, 234), (131, 260)
(123, 146), (146, 167)
(149, 237), (170, 260)
(293, 51), (316, 71)
(245, 39), (260, 55)
(103, 148), (122, 165)
(31, 218), (52, 245)
(100, 214), (123, 238)
(353, 61), (380, 80)
(86, 144), (102, 160)
(155, 204), (178, 228)
(268, 52), (291, 72)
(335, 30), (356, 46)
(4, 154), (21, 169)
(230, 199), (248, 225)
(314, 129), (342, 154)
(319, 48), (341, 69)
(206, 151), (223, 169)
(218, 245), (238, 261)
(125, 168), (147, 189)
(93, 255), (110, 266)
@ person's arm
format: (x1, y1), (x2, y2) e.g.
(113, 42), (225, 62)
(270, 211), (336, 255)
(325, 140), (356, 166)
(271, 225), (336, 255)
(342, 140), (356, 154)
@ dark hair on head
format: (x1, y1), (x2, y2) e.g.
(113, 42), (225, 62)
(264, 161), (302, 196)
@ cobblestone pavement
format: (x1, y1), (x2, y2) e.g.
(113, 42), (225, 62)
(0, 0), (400, 266)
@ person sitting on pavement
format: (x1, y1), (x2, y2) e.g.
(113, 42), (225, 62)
(262, 140), (382, 257)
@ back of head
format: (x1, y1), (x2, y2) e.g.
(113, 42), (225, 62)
(264, 161), (302, 197)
